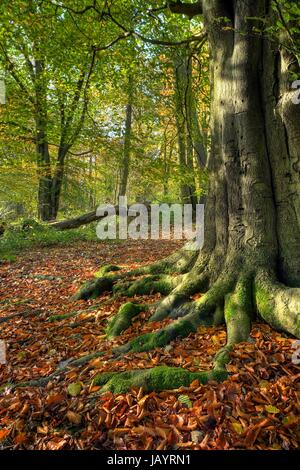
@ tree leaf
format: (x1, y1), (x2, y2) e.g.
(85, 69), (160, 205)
(67, 382), (82, 397)
(178, 395), (193, 408)
(265, 405), (280, 414)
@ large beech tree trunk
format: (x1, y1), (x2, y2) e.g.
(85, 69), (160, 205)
(199, 0), (300, 286)
(70, 0), (300, 393)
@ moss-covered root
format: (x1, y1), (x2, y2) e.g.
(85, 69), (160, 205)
(113, 274), (181, 297)
(113, 274), (236, 356)
(150, 270), (209, 322)
(224, 274), (253, 347)
(254, 269), (300, 338)
(142, 243), (199, 276)
(95, 265), (121, 277)
(93, 366), (228, 394)
(72, 276), (115, 300)
(73, 245), (199, 301)
(213, 275), (253, 373)
(106, 302), (145, 338)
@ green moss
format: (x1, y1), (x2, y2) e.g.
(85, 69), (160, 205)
(129, 330), (171, 352)
(48, 312), (78, 322)
(95, 265), (121, 278)
(73, 276), (114, 300)
(173, 319), (196, 337)
(106, 302), (144, 338)
(115, 318), (196, 355)
(113, 275), (175, 297)
(211, 367), (228, 382)
(254, 283), (274, 320)
(93, 366), (228, 394)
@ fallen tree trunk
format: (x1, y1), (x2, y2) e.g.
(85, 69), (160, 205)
(50, 209), (100, 230)
(50, 203), (151, 231)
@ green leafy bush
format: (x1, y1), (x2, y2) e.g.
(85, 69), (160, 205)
(0, 221), (103, 261)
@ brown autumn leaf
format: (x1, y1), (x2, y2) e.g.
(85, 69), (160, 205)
(66, 410), (82, 425)
(46, 437), (67, 450)
(46, 394), (65, 407)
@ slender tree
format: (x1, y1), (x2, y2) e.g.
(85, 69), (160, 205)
(118, 73), (134, 199)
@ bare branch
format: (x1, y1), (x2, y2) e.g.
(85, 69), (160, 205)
(168, 1), (203, 19)
(94, 32), (132, 51)
(107, 11), (206, 46)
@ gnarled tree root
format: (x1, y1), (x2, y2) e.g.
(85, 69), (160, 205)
(73, 245), (199, 301)
(93, 264), (300, 394)
(112, 271), (237, 356)
(92, 366), (228, 394)
(106, 302), (146, 338)
(254, 269), (300, 338)
(10, 263), (300, 395)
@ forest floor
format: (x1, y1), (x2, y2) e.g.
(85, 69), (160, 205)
(0, 239), (299, 450)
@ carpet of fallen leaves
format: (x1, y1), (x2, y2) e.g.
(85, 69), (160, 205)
(0, 239), (299, 450)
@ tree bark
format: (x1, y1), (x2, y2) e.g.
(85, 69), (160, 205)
(34, 58), (53, 221)
(118, 74), (133, 198)
(174, 49), (198, 207)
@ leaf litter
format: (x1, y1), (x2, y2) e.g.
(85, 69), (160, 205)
(0, 239), (299, 450)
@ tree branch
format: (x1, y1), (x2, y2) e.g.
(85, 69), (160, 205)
(107, 11), (206, 46)
(0, 44), (35, 104)
(168, 1), (203, 19)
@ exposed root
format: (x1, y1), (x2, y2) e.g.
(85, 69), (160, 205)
(150, 270), (209, 321)
(94, 265), (122, 277)
(9, 351), (105, 390)
(254, 269), (300, 338)
(213, 274), (253, 372)
(92, 366), (228, 394)
(72, 275), (115, 301)
(113, 273), (236, 356)
(106, 302), (145, 338)
(48, 303), (103, 322)
(113, 274), (182, 297)
(102, 270), (255, 393)
(73, 244), (199, 301)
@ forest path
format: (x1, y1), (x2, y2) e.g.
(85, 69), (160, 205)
(0, 240), (299, 450)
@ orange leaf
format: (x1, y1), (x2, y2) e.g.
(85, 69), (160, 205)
(47, 437), (67, 450)
(0, 428), (10, 441)
(15, 433), (27, 445)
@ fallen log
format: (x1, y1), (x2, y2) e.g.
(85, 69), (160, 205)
(50, 203), (151, 231)
(50, 209), (100, 230)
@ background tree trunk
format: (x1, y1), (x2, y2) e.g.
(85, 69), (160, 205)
(174, 50), (197, 207)
(118, 74), (133, 199)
